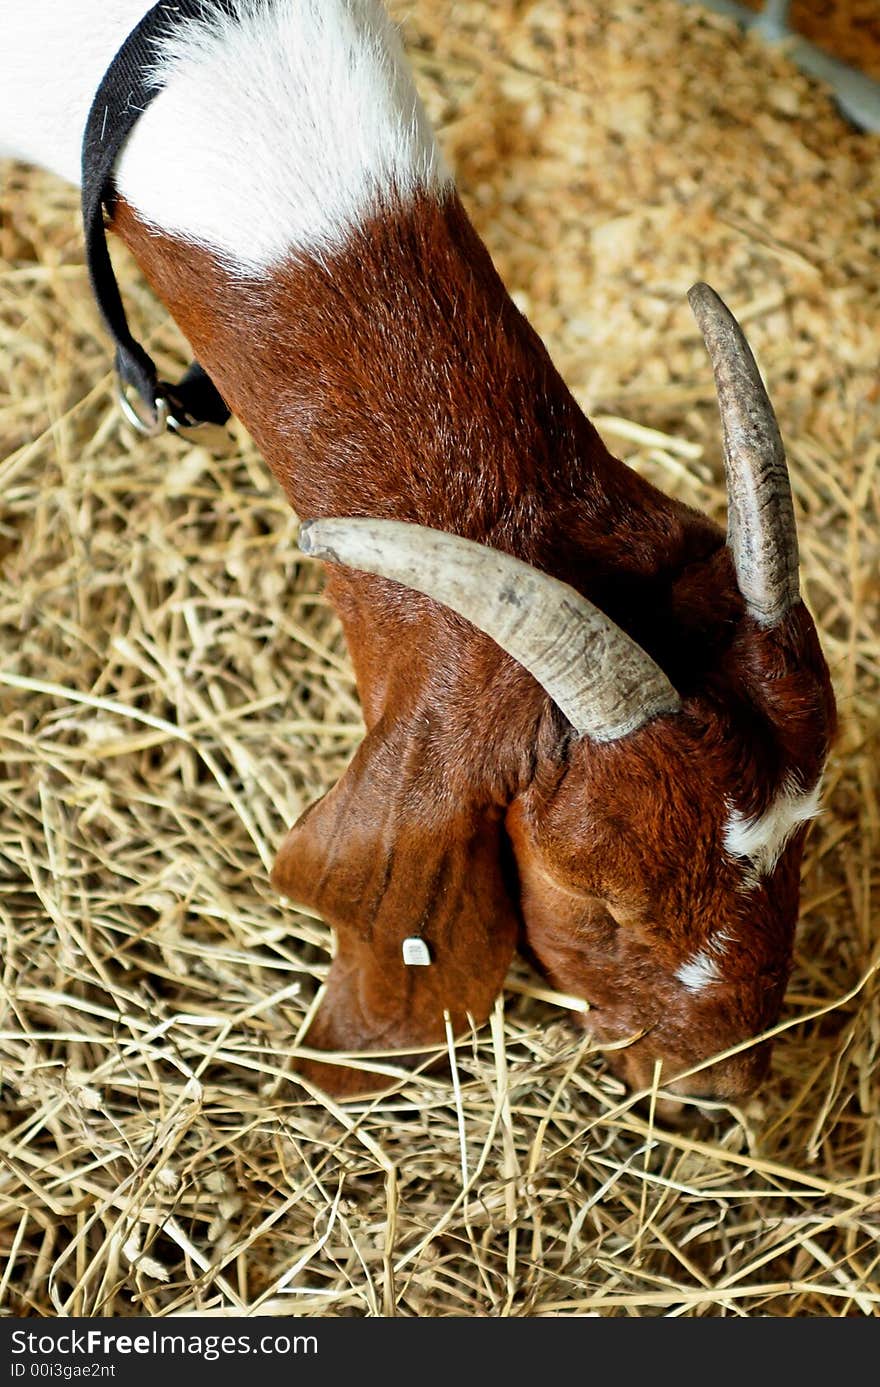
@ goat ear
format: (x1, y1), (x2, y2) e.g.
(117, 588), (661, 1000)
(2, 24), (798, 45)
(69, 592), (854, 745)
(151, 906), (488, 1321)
(272, 727), (520, 1096)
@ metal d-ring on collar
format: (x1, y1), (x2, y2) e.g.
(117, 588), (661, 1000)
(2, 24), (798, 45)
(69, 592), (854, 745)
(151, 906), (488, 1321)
(114, 359), (234, 445)
(115, 378), (169, 438)
(81, 0), (233, 439)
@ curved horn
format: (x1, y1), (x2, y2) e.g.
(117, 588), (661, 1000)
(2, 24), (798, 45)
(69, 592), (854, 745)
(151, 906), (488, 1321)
(298, 517), (681, 742)
(688, 282), (800, 626)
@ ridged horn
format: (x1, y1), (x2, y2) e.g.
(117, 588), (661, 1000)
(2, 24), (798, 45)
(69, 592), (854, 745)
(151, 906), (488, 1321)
(298, 517), (681, 742)
(688, 282), (800, 626)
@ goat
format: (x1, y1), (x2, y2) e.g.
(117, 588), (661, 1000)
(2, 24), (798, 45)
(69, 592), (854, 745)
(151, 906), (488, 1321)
(1, 0), (836, 1101)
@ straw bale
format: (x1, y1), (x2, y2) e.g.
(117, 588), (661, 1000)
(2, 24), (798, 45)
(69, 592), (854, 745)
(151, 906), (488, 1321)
(0, 0), (878, 1316)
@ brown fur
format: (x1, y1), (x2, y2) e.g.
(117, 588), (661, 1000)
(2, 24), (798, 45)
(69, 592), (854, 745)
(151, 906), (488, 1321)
(111, 190), (836, 1099)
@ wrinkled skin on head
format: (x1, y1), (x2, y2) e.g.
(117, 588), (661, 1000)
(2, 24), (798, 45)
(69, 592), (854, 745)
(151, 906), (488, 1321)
(507, 601), (836, 1099)
(274, 581), (835, 1101)
(108, 186), (832, 1105)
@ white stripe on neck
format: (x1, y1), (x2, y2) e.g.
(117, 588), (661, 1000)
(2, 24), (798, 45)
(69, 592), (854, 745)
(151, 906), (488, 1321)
(116, 0), (451, 272)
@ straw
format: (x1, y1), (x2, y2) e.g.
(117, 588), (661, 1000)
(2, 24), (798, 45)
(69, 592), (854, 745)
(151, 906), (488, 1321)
(1, 0), (877, 1317)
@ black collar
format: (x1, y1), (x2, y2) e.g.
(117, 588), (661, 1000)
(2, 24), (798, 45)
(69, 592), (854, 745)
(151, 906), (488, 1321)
(81, 1), (232, 435)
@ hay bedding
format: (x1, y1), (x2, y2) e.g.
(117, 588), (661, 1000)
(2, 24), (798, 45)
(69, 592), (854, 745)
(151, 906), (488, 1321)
(0, 0), (877, 1317)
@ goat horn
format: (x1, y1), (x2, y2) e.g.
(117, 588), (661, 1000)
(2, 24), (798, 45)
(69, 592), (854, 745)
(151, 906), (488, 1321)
(688, 282), (800, 626)
(298, 517), (681, 742)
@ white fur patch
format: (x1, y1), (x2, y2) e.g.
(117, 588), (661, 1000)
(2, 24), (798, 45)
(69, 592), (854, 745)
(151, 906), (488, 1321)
(0, 2), (149, 181)
(116, 0), (451, 270)
(676, 947), (723, 994)
(724, 775), (823, 881)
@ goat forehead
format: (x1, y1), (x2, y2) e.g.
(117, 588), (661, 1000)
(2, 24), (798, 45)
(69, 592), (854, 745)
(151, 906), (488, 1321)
(675, 945), (724, 994)
(723, 774), (823, 880)
(116, 0), (451, 271)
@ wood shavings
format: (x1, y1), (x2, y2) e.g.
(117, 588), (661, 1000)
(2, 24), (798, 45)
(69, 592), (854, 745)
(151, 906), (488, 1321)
(0, 0), (877, 1318)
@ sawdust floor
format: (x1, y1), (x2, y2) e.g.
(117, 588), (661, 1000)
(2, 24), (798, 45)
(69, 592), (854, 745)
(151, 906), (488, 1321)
(0, 0), (878, 1316)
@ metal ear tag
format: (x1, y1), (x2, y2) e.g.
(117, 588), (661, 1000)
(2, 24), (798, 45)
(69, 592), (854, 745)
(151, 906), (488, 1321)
(402, 937), (432, 967)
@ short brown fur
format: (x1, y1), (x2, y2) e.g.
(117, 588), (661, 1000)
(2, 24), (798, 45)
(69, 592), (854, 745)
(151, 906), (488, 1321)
(111, 190), (836, 1099)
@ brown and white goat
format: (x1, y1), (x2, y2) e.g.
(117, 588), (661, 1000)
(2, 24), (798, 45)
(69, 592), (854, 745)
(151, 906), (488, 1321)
(1, 0), (835, 1100)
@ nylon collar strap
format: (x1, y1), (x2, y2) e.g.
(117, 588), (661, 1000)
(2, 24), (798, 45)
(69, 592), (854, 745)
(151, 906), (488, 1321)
(81, 0), (231, 435)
